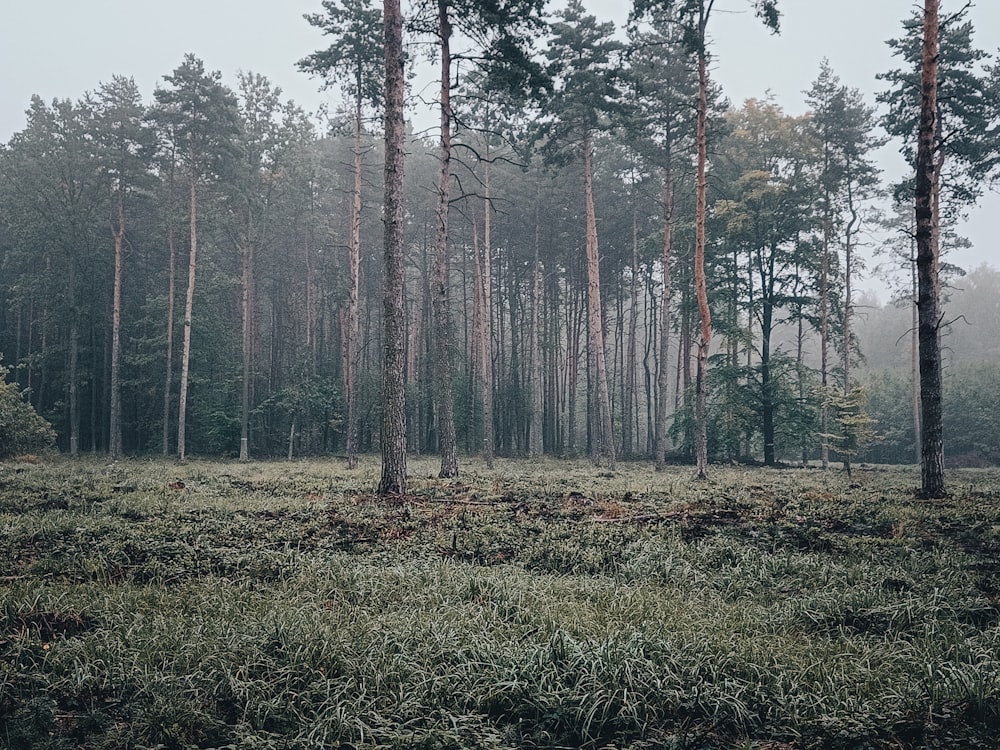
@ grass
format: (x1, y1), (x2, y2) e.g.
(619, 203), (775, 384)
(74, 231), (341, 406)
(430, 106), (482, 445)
(1, 456), (999, 748)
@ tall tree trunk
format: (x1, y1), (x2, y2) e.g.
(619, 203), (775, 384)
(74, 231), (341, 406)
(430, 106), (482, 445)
(693, 23), (711, 479)
(378, 0), (408, 496)
(624, 204), (639, 458)
(820, 188), (830, 469)
(162, 192), (177, 456)
(431, 0), (458, 477)
(480, 161), (496, 465)
(177, 176), (198, 462)
(582, 132), (616, 470)
(345, 99), (364, 469)
(68, 260), (80, 457)
(915, 0), (945, 497)
(655, 165), (674, 470)
(842, 185), (858, 393)
(911, 255), (921, 465)
(528, 183), (544, 457)
(239, 233), (253, 461)
(109, 190), (125, 459)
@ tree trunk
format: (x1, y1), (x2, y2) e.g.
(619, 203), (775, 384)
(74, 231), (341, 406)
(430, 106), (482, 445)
(911, 256), (921, 465)
(842, 187), (858, 393)
(109, 190), (125, 459)
(915, 0), (945, 497)
(378, 0), (408, 496)
(345, 99), (364, 469)
(480, 162), (496, 465)
(582, 132), (616, 470)
(68, 259), (80, 457)
(431, 0), (458, 478)
(239, 232), (253, 462)
(528, 183), (544, 457)
(177, 176), (198, 462)
(655, 165), (674, 471)
(820, 187), (830, 469)
(693, 24), (711, 479)
(624, 204), (639, 458)
(162, 191), (177, 457)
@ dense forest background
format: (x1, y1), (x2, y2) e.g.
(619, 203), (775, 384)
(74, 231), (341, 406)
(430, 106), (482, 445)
(1, 1), (998, 467)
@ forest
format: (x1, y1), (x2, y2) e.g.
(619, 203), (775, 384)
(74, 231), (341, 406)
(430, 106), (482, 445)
(0, 0), (998, 476)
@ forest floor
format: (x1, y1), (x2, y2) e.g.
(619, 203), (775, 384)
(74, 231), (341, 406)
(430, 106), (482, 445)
(1, 455), (999, 749)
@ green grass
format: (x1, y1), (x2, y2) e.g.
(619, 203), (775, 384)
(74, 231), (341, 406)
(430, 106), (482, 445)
(1, 456), (999, 748)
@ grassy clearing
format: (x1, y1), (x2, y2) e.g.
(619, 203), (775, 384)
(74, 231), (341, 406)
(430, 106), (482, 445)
(1, 456), (999, 749)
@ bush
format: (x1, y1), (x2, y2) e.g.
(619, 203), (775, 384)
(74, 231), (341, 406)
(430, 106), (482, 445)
(0, 362), (56, 458)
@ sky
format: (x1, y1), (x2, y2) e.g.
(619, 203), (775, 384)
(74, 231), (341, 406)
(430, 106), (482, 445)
(2, 0), (997, 298)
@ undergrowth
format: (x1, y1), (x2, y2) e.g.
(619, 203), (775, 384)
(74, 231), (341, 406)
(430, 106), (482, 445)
(1, 456), (998, 748)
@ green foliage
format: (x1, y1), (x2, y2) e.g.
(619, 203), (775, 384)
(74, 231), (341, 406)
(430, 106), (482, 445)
(820, 385), (878, 474)
(0, 363), (56, 458)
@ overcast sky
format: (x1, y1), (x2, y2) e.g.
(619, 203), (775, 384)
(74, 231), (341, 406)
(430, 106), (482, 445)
(2, 0), (997, 294)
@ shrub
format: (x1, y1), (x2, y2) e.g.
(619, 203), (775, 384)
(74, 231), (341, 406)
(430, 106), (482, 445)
(0, 362), (56, 458)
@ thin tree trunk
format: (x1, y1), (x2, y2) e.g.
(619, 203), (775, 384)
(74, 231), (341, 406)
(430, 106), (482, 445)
(582, 132), (616, 470)
(109, 190), (125, 459)
(842, 185), (858, 393)
(68, 258), (79, 457)
(346, 99), (364, 469)
(239, 233), (253, 461)
(624, 204), (639, 458)
(820, 189), (830, 469)
(177, 176), (198, 462)
(378, 0), (408, 496)
(911, 255), (921, 465)
(915, 0), (945, 497)
(528, 182), (544, 457)
(431, 0), (458, 477)
(693, 21), (711, 479)
(655, 165), (674, 470)
(481, 161), (496, 465)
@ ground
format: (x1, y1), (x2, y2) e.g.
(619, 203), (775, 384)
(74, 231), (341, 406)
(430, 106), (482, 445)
(1, 456), (998, 749)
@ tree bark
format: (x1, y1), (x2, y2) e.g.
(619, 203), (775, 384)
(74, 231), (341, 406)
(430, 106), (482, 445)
(480, 161), (496, 466)
(109, 190), (125, 459)
(239, 231), (253, 462)
(162, 169), (177, 457)
(655, 165), (674, 471)
(378, 0), (408, 496)
(177, 176), (198, 462)
(431, 0), (458, 478)
(915, 0), (946, 497)
(345, 97), (364, 469)
(693, 18), (711, 479)
(582, 131), (616, 470)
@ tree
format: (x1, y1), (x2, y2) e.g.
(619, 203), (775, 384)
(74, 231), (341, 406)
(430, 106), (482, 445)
(625, 11), (698, 469)
(541, 0), (625, 470)
(806, 62), (882, 469)
(633, 0), (781, 478)
(94, 76), (155, 460)
(914, 0), (945, 497)
(300, 0), (384, 469)
(378, 0), (408, 496)
(152, 55), (239, 462)
(714, 100), (818, 466)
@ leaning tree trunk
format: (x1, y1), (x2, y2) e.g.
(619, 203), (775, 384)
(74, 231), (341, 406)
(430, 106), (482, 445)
(431, 0), (458, 478)
(176, 176), (198, 462)
(582, 131), (616, 470)
(378, 0), (408, 496)
(109, 190), (125, 459)
(915, 0), (945, 498)
(693, 29), (712, 480)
